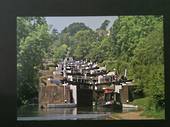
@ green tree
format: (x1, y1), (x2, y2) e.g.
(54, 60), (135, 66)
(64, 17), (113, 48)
(61, 22), (91, 36)
(72, 30), (97, 60)
(52, 44), (68, 63)
(96, 20), (111, 41)
(17, 17), (52, 106)
(132, 22), (164, 109)
(99, 20), (110, 30)
(109, 15), (164, 111)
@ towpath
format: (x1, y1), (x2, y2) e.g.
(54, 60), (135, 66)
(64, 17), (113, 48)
(108, 110), (157, 120)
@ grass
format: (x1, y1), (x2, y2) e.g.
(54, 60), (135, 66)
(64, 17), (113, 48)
(131, 97), (165, 119)
(141, 109), (165, 119)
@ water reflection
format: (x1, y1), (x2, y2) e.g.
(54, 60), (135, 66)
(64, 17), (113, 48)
(44, 107), (77, 115)
(17, 105), (138, 120)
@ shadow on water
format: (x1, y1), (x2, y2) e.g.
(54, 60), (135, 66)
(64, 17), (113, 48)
(17, 104), (138, 120)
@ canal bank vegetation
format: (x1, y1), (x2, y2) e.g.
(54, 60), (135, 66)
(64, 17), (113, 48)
(132, 97), (165, 119)
(17, 16), (164, 119)
(17, 17), (54, 106)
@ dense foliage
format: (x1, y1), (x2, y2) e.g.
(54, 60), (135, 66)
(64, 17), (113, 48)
(17, 17), (53, 106)
(17, 16), (164, 114)
(109, 16), (164, 111)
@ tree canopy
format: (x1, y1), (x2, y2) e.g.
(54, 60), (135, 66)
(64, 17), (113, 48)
(17, 16), (164, 114)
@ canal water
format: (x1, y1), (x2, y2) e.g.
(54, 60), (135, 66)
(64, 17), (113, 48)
(17, 105), (138, 120)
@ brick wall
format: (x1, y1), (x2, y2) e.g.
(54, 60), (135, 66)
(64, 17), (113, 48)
(39, 85), (70, 107)
(120, 85), (129, 103)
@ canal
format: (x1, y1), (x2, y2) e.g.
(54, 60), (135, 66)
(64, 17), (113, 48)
(17, 105), (138, 120)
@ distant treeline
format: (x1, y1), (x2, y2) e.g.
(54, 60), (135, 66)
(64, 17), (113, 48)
(17, 16), (164, 113)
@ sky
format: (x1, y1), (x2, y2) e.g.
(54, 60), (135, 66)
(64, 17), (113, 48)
(45, 16), (118, 33)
